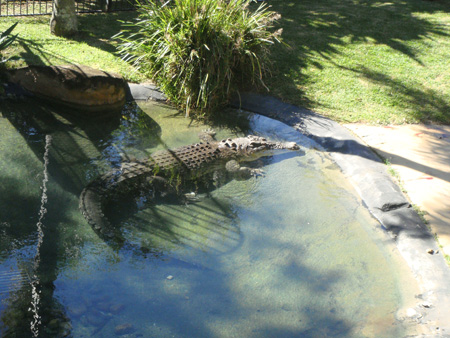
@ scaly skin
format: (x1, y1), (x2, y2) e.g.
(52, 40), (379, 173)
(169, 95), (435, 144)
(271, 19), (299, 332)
(79, 135), (300, 239)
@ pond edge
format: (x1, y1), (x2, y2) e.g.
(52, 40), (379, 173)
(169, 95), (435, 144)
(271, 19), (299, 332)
(129, 85), (450, 337)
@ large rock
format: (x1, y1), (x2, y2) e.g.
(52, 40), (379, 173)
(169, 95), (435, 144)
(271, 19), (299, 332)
(7, 65), (127, 112)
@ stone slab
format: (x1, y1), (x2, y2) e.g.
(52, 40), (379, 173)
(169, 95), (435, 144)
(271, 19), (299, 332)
(127, 82), (167, 102)
(6, 65), (127, 112)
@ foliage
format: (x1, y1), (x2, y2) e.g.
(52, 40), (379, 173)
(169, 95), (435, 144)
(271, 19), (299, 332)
(115, 0), (282, 116)
(1, 22), (18, 64)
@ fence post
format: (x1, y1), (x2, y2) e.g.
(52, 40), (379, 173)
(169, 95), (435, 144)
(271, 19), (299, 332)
(101, 0), (112, 12)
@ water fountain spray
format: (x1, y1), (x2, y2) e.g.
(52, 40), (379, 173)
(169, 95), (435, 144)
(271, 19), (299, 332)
(30, 134), (52, 337)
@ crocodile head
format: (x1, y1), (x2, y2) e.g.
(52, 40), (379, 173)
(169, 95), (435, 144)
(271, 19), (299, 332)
(217, 135), (300, 156)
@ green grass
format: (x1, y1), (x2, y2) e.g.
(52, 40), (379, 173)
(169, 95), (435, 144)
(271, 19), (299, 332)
(1, 0), (450, 124)
(434, 233), (450, 266)
(383, 158), (407, 193)
(267, 0), (450, 124)
(0, 13), (146, 83)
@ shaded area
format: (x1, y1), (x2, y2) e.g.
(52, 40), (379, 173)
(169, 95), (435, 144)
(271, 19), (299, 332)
(0, 136), (76, 337)
(89, 174), (363, 338)
(14, 36), (74, 68)
(0, 214), (73, 337)
(0, 98), (161, 336)
(76, 11), (139, 53)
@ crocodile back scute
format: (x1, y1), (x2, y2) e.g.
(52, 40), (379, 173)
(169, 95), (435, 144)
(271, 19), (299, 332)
(150, 142), (223, 172)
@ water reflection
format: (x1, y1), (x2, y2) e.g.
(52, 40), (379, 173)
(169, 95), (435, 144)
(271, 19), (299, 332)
(0, 98), (163, 336)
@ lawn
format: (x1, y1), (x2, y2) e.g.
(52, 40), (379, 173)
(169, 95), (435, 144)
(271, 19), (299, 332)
(267, 0), (450, 124)
(0, 12), (146, 83)
(1, 0), (450, 124)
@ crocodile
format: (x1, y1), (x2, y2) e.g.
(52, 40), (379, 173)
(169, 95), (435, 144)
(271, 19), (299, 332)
(79, 135), (300, 239)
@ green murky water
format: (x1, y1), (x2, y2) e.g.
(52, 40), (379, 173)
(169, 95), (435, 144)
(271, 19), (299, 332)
(0, 99), (417, 337)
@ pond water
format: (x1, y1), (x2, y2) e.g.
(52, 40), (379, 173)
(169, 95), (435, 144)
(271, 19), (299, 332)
(0, 98), (418, 337)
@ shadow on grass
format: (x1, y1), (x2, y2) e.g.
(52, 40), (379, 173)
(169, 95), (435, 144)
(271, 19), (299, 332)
(76, 11), (139, 54)
(2, 12), (141, 80)
(15, 36), (75, 66)
(342, 65), (450, 123)
(265, 0), (449, 119)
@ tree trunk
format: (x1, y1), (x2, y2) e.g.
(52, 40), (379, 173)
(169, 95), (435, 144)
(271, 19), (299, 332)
(50, 0), (78, 37)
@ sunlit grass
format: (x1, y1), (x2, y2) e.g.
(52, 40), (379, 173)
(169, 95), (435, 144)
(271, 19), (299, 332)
(266, 0), (450, 124)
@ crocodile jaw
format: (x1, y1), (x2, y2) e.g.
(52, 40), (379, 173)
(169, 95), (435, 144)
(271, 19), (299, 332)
(218, 135), (300, 155)
(272, 141), (300, 150)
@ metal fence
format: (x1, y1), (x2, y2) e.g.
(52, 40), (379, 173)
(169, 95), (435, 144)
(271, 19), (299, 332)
(0, 0), (135, 17)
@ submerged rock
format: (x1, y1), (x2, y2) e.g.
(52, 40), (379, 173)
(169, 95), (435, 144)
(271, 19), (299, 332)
(6, 64), (127, 112)
(68, 302), (87, 317)
(114, 323), (134, 335)
(109, 303), (125, 314)
(86, 309), (110, 328)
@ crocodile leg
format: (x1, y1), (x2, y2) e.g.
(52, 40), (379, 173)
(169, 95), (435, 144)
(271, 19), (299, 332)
(198, 128), (216, 142)
(143, 175), (195, 205)
(225, 160), (264, 180)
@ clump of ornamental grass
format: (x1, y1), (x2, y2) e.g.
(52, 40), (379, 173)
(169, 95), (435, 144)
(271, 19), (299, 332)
(115, 0), (281, 117)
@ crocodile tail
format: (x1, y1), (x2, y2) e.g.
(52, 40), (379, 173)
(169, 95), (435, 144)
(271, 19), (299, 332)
(79, 185), (116, 239)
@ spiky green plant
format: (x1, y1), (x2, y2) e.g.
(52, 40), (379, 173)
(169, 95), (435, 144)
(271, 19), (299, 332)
(115, 0), (281, 116)
(1, 22), (18, 64)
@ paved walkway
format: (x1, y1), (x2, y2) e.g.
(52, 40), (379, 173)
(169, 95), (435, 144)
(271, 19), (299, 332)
(345, 124), (450, 257)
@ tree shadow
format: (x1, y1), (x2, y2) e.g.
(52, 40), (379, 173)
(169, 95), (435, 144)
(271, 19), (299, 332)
(2, 12), (139, 74)
(265, 0), (449, 110)
(15, 36), (75, 67)
(75, 11), (139, 54)
(101, 191), (360, 338)
(341, 65), (450, 123)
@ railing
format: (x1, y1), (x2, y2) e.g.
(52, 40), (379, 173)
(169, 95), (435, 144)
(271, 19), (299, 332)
(0, 0), (135, 17)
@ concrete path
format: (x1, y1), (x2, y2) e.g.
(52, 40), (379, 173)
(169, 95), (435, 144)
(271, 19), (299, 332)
(345, 124), (450, 257)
